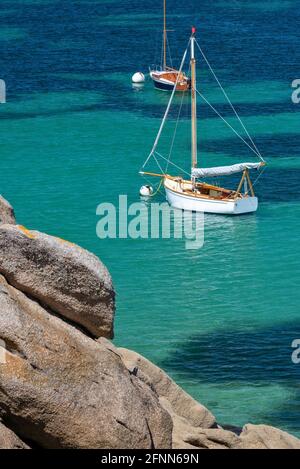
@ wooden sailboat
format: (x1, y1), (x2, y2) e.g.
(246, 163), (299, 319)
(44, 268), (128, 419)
(141, 27), (266, 215)
(150, 0), (190, 92)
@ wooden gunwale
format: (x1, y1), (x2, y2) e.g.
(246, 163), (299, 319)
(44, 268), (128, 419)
(164, 176), (240, 202)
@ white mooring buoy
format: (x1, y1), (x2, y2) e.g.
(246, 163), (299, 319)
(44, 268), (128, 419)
(139, 185), (153, 197)
(132, 72), (145, 84)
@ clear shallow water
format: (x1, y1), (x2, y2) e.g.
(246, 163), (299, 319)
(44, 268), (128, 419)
(1, 0), (300, 435)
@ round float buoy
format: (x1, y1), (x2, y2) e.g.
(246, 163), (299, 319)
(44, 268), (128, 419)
(139, 185), (153, 197)
(132, 72), (145, 84)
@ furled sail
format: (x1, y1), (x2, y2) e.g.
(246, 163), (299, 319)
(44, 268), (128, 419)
(191, 162), (262, 179)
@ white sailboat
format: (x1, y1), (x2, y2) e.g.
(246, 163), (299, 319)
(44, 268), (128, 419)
(141, 27), (266, 215)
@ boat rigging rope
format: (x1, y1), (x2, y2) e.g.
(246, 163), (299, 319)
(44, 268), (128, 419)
(165, 62), (192, 173)
(153, 30), (161, 70)
(165, 90), (186, 172)
(140, 172), (165, 197)
(160, 34), (164, 69)
(195, 88), (262, 159)
(152, 152), (166, 175)
(142, 39), (190, 170)
(195, 40), (265, 163)
(155, 151), (191, 178)
(245, 166), (267, 195)
(166, 33), (173, 69)
(149, 177), (164, 197)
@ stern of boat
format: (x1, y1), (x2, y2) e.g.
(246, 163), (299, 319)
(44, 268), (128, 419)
(233, 196), (258, 215)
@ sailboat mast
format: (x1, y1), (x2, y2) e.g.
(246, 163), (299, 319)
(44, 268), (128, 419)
(191, 27), (198, 171)
(163, 0), (167, 70)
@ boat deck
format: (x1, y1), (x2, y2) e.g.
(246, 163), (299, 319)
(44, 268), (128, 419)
(164, 176), (240, 202)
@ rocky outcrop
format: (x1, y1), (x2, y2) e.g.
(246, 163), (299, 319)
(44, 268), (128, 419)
(0, 224), (115, 338)
(238, 424), (300, 449)
(117, 348), (300, 449)
(0, 196), (16, 225)
(0, 422), (29, 449)
(172, 415), (241, 449)
(164, 401), (300, 449)
(118, 348), (216, 429)
(0, 275), (172, 448)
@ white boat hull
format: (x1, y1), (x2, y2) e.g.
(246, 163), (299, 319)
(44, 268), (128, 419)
(165, 184), (258, 215)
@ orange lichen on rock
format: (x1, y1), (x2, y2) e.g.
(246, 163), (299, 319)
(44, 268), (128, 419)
(17, 225), (36, 240)
(54, 236), (76, 248)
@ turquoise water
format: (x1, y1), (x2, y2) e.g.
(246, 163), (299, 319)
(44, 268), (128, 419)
(1, 0), (300, 435)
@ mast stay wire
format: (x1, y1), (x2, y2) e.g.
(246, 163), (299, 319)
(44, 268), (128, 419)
(165, 59), (191, 173)
(152, 152), (166, 176)
(166, 33), (173, 69)
(160, 34), (164, 70)
(153, 29), (161, 70)
(195, 40), (265, 163)
(165, 86), (186, 172)
(155, 151), (191, 178)
(141, 39), (190, 170)
(195, 88), (262, 159)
